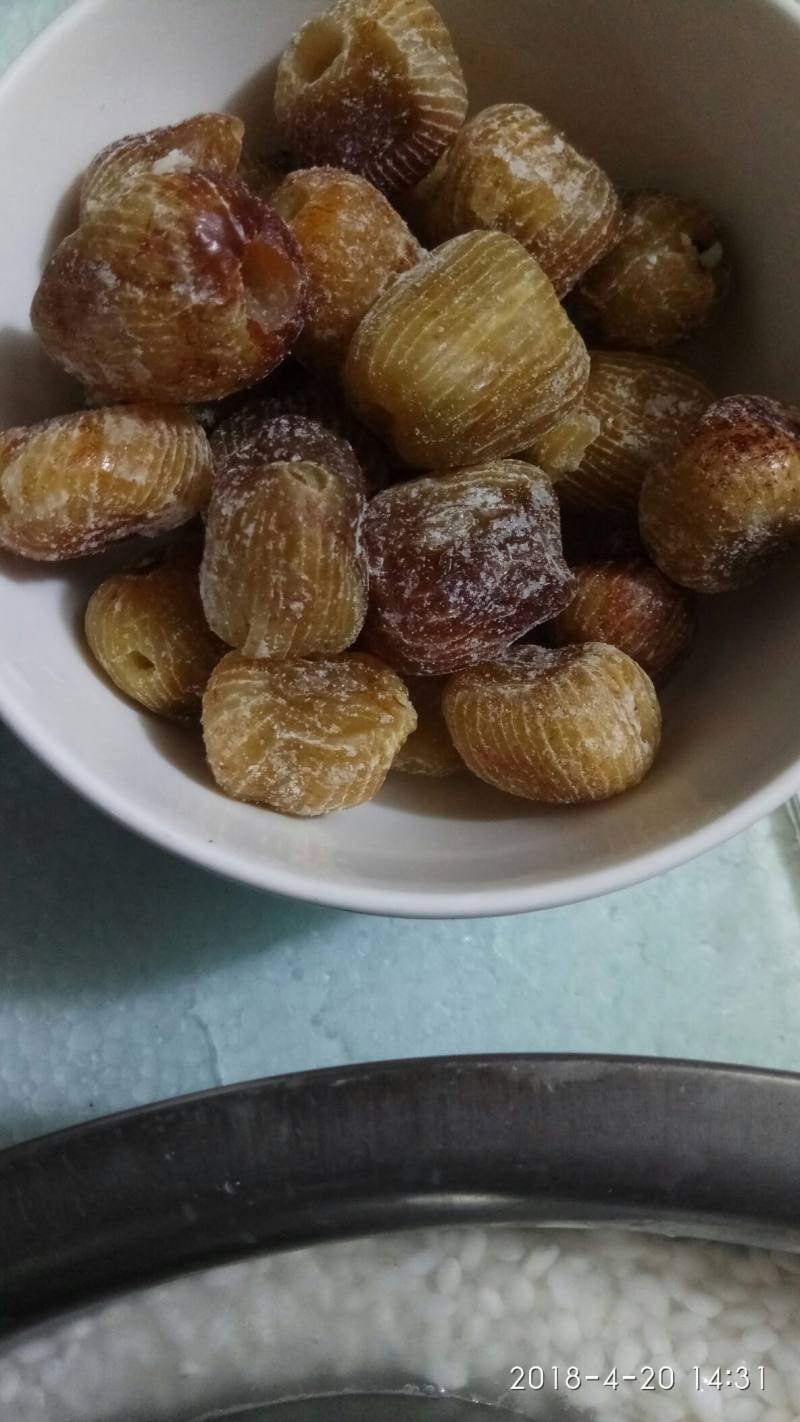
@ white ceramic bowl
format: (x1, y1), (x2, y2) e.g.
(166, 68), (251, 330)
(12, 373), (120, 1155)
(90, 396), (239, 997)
(1, 0), (799, 918)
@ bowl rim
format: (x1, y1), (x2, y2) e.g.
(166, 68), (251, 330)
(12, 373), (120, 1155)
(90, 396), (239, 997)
(3, 1053), (800, 1333)
(2, 0), (800, 918)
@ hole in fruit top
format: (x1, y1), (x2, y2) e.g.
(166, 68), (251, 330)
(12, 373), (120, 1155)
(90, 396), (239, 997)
(294, 18), (345, 84)
(129, 650), (156, 673)
(242, 241), (302, 334)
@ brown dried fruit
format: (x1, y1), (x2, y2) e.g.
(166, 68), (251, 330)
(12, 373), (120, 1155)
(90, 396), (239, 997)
(546, 559), (694, 685)
(201, 415), (368, 658)
(210, 368), (391, 495)
(362, 461), (574, 675)
(0, 405), (212, 560)
(411, 103), (622, 297)
(392, 676), (462, 776)
(531, 351), (713, 524)
(576, 192), (729, 351)
(85, 545), (223, 719)
(274, 0), (467, 196)
(272, 167), (423, 377)
(344, 232), (590, 469)
(443, 643), (661, 804)
(203, 650), (416, 815)
(640, 395), (800, 593)
(237, 147), (293, 204)
(32, 166), (306, 404)
(80, 113), (244, 217)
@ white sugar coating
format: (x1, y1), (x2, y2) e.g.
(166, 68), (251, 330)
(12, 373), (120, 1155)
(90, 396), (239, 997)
(150, 148), (195, 175)
(3, 1225), (800, 1420)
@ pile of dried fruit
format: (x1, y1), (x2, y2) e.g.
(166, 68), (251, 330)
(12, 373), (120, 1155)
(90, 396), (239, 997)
(2, 0), (799, 818)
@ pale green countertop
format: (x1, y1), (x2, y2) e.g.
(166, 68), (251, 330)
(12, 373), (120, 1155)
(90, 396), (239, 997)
(2, 0), (800, 1151)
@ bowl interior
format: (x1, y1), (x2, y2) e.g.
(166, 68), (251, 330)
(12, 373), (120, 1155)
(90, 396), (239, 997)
(1, 0), (799, 916)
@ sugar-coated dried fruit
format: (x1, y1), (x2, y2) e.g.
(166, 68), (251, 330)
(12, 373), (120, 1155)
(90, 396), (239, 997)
(85, 545), (223, 719)
(274, 0), (467, 196)
(546, 559), (694, 686)
(362, 461), (574, 675)
(201, 415), (367, 658)
(32, 166), (306, 404)
(640, 395), (800, 593)
(411, 103), (622, 297)
(209, 368), (391, 495)
(393, 676), (462, 776)
(80, 113), (244, 217)
(203, 650), (416, 815)
(345, 231), (590, 468)
(272, 167), (423, 376)
(533, 351), (713, 524)
(0, 405), (212, 560)
(443, 643), (661, 804)
(576, 192), (729, 351)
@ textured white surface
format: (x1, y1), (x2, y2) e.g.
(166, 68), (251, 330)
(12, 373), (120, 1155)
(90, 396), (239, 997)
(3, 1226), (800, 1420)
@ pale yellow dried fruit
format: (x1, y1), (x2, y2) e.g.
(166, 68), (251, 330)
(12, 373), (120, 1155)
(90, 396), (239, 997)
(411, 103), (622, 297)
(32, 168), (306, 405)
(274, 0), (467, 196)
(0, 405), (212, 560)
(577, 192), (729, 351)
(201, 415), (368, 658)
(344, 232), (589, 468)
(532, 351), (713, 523)
(362, 461), (574, 675)
(546, 559), (694, 686)
(640, 395), (800, 593)
(85, 545), (223, 720)
(203, 651), (416, 815)
(393, 676), (462, 775)
(272, 167), (423, 377)
(443, 643), (661, 804)
(80, 113), (244, 218)
(525, 407), (601, 480)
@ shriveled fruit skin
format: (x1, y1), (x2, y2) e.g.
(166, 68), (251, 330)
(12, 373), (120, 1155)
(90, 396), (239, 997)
(203, 651), (417, 815)
(576, 192), (729, 351)
(539, 351), (713, 524)
(201, 415), (368, 659)
(546, 559), (694, 686)
(412, 103), (622, 297)
(274, 0), (467, 196)
(272, 167), (423, 377)
(362, 460), (574, 676)
(210, 369), (391, 496)
(0, 405), (212, 560)
(345, 232), (590, 469)
(640, 395), (800, 593)
(443, 643), (661, 804)
(32, 165), (306, 405)
(393, 676), (462, 776)
(85, 545), (223, 720)
(80, 113), (245, 218)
